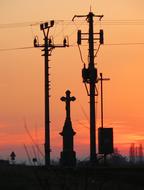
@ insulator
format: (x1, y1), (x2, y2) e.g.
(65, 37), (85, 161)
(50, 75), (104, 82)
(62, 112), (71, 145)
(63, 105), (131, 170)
(77, 30), (81, 45)
(40, 23), (44, 30)
(63, 38), (67, 47)
(100, 29), (104, 44)
(33, 37), (37, 47)
(44, 22), (48, 28)
(50, 20), (54, 27)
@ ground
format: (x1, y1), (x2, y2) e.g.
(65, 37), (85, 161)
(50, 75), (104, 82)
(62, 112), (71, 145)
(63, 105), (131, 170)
(0, 164), (144, 190)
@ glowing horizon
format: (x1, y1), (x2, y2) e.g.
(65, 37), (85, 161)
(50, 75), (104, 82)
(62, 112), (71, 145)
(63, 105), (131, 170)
(0, 0), (144, 162)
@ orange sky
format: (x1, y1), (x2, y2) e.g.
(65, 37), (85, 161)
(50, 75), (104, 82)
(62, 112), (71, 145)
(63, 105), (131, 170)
(0, 0), (144, 162)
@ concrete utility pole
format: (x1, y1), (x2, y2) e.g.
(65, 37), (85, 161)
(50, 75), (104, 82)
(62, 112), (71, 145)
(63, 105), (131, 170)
(73, 12), (104, 164)
(34, 21), (68, 166)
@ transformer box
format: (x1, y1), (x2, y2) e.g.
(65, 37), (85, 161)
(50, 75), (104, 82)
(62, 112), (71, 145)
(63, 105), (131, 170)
(98, 128), (114, 154)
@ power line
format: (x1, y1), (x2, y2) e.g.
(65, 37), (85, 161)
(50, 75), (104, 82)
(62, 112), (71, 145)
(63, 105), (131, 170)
(0, 22), (41, 29)
(0, 20), (76, 29)
(1, 42), (144, 52)
(1, 19), (144, 29)
(0, 46), (34, 51)
(101, 20), (144, 25)
(104, 42), (144, 46)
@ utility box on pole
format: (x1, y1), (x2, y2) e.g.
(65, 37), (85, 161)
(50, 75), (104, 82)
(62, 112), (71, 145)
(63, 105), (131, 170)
(98, 128), (114, 154)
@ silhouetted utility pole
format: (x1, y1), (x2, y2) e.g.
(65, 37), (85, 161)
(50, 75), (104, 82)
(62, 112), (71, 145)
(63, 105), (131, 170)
(73, 12), (104, 164)
(34, 21), (68, 166)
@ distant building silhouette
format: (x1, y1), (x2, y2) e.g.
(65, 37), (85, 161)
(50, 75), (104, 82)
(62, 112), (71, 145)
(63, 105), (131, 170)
(59, 90), (76, 167)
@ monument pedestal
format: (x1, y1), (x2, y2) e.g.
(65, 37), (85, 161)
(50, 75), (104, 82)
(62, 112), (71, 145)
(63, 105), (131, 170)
(59, 90), (76, 167)
(60, 151), (76, 167)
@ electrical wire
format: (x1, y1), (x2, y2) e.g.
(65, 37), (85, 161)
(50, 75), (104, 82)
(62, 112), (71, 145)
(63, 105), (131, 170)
(0, 42), (144, 52)
(1, 19), (144, 29)
(78, 100), (89, 121)
(0, 20), (74, 29)
(0, 22), (41, 29)
(0, 46), (34, 51)
(52, 20), (74, 38)
(0, 19), (144, 53)
(23, 144), (33, 165)
(0, 20), (65, 29)
(76, 120), (89, 129)
(77, 44), (86, 65)
(104, 42), (144, 46)
(101, 20), (144, 25)
(23, 120), (44, 158)
(94, 44), (101, 58)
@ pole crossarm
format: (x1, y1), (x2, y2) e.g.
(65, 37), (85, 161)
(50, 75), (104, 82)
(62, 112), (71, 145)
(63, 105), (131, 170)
(72, 12), (103, 21)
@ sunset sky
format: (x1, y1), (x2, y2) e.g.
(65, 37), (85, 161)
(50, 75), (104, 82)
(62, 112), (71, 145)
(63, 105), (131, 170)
(0, 0), (144, 163)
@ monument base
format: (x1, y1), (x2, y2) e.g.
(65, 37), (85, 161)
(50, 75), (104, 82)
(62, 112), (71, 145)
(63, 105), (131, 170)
(60, 151), (76, 167)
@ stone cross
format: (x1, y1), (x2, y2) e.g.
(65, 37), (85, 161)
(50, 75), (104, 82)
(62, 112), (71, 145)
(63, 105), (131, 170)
(61, 90), (76, 119)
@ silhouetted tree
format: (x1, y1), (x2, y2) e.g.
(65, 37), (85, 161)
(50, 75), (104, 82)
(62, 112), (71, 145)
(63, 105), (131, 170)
(108, 148), (128, 166)
(129, 143), (135, 164)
